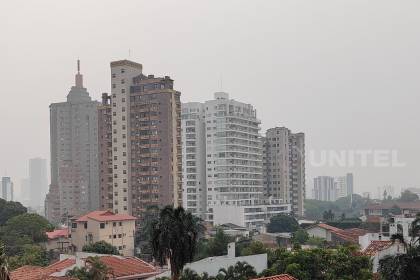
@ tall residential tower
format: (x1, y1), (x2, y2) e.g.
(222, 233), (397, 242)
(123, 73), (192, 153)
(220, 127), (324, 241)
(45, 61), (99, 223)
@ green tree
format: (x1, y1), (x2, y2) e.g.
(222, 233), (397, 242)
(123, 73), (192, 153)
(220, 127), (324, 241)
(0, 243), (10, 280)
(322, 209), (335, 221)
(0, 200), (26, 226)
(399, 190), (419, 202)
(206, 229), (234, 257)
(82, 241), (119, 255)
(291, 229), (309, 245)
(217, 262), (257, 280)
(151, 206), (203, 280)
(240, 241), (267, 256)
(8, 245), (48, 270)
(267, 214), (299, 233)
(66, 256), (111, 280)
(180, 268), (201, 280)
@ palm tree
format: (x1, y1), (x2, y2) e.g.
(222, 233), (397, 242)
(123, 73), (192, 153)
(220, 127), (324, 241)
(322, 209), (335, 221)
(151, 206), (203, 280)
(0, 244), (10, 280)
(217, 262), (256, 280)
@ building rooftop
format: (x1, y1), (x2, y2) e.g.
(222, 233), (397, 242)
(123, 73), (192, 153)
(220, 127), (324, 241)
(75, 210), (136, 222)
(46, 228), (70, 240)
(11, 254), (159, 280)
(362, 240), (393, 256)
(252, 274), (297, 280)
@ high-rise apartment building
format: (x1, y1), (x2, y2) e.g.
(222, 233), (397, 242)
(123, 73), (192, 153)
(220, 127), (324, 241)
(346, 173), (354, 196)
(1, 177), (13, 201)
(263, 127), (306, 216)
(28, 157), (48, 208)
(182, 93), (290, 228)
(109, 60), (182, 218)
(313, 176), (336, 201)
(45, 61), (99, 223)
(98, 93), (113, 211)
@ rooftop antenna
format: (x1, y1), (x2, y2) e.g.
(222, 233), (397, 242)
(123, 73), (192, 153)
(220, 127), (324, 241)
(77, 59), (80, 74)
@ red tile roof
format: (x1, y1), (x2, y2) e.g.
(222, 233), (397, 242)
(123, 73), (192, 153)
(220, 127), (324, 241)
(46, 228), (70, 240)
(362, 241), (393, 256)
(11, 255), (158, 280)
(309, 223), (368, 244)
(252, 274), (297, 280)
(75, 210), (136, 222)
(100, 256), (158, 277)
(10, 259), (76, 280)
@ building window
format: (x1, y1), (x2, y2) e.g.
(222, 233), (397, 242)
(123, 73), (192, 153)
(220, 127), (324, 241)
(72, 223), (77, 229)
(112, 73), (116, 78)
(119, 222), (122, 226)
(84, 222), (87, 229)
(100, 223), (105, 229)
(113, 222), (116, 227)
(118, 234), (122, 238)
(121, 69), (125, 73)
(121, 89), (125, 94)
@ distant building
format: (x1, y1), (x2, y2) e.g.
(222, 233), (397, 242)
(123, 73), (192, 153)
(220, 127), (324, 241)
(364, 201), (420, 217)
(313, 173), (354, 201)
(28, 157), (48, 208)
(70, 210), (136, 256)
(313, 176), (336, 201)
(212, 203), (291, 229)
(1, 177), (13, 201)
(181, 93), (290, 229)
(263, 127), (306, 216)
(305, 223), (368, 245)
(45, 61), (100, 224)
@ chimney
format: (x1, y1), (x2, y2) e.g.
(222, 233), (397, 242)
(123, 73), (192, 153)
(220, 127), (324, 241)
(227, 242), (235, 258)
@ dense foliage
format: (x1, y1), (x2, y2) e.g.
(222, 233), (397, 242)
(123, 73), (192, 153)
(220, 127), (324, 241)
(266, 214), (299, 233)
(82, 241), (119, 255)
(263, 246), (372, 280)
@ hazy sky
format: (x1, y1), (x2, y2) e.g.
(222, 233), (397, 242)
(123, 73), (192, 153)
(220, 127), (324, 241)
(1, 0), (419, 199)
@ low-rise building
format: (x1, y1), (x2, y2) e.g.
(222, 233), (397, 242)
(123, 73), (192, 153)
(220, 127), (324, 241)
(45, 228), (71, 253)
(11, 252), (160, 280)
(364, 201), (420, 217)
(305, 223), (368, 245)
(150, 242), (267, 278)
(70, 210), (136, 256)
(361, 240), (405, 273)
(212, 203), (291, 230)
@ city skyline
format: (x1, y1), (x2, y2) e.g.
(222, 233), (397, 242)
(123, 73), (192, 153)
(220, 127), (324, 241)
(2, 1), (420, 197)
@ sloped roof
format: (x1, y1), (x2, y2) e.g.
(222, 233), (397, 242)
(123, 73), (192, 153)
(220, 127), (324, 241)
(308, 223), (368, 243)
(100, 256), (158, 277)
(75, 210), (136, 222)
(10, 259), (77, 280)
(11, 255), (158, 280)
(46, 228), (70, 240)
(362, 241), (393, 256)
(252, 274), (297, 280)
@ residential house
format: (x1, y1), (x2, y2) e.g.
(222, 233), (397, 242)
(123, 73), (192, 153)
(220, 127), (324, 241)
(11, 252), (160, 280)
(70, 210), (136, 256)
(305, 223), (368, 245)
(361, 240), (405, 273)
(45, 228), (71, 253)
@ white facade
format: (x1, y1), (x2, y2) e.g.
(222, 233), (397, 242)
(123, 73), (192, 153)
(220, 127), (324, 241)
(183, 92), (279, 227)
(212, 203), (291, 229)
(110, 60), (143, 214)
(150, 243), (267, 278)
(313, 176), (336, 201)
(1, 177), (13, 201)
(181, 103), (207, 219)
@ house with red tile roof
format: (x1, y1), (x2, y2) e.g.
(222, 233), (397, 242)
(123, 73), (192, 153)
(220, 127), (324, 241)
(45, 228), (71, 254)
(70, 210), (136, 256)
(361, 240), (405, 272)
(305, 223), (368, 245)
(10, 252), (160, 280)
(251, 274), (297, 280)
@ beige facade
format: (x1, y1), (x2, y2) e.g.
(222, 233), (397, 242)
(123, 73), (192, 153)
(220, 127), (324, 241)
(70, 210), (136, 256)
